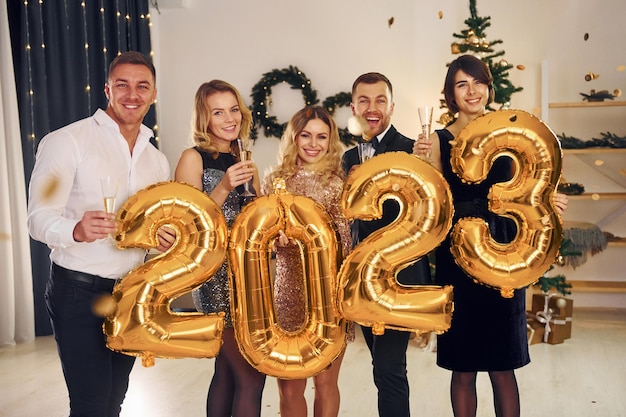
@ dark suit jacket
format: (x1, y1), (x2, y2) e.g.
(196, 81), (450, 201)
(341, 125), (431, 285)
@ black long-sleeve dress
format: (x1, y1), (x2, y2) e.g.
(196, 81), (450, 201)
(435, 129), (530, 372)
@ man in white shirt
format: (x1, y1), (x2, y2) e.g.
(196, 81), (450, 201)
(27, 51), (171, 417)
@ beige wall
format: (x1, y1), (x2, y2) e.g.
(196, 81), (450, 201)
(149, 0), (626, 308)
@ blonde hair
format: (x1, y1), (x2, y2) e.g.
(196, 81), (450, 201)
(191, 80), (252, 158)
(268, 106), (344, 187)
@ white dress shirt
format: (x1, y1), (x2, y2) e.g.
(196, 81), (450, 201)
(27, 109), (170, 279)
(374, 124), (392, 146)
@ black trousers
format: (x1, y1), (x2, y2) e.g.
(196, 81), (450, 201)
(361, 325), (411, 417)
(46, 264), (135, 417)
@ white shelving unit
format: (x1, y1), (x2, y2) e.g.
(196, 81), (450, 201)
(541, 61), (626, 307)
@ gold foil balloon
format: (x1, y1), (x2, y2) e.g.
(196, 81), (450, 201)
(229, 179), (346, 379)
(339, 152), (454, 335)
(104, 181), (227, 366)
(449, 110), (563, 298)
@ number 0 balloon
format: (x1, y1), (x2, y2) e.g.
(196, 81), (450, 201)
(449, 110), (563, 298)
(229, 179), (346, 379)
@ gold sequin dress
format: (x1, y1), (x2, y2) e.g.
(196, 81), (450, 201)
(263, 167), (355, 341)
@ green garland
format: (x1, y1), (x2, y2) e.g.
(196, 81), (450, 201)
(322, 92), (356, 146)
(557, 182), (585, 195)
(250, 66), (355, 145)
(250, 66), (319, 139)
(558, 132), (626, 149)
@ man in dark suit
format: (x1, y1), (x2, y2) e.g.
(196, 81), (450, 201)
(342, 72), (430, 417)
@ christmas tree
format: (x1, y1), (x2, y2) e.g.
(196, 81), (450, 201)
(440, 0), (523, 124)
(533, 239), (579, 296)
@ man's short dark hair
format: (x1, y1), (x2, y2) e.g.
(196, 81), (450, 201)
(108, 51), (156, 81)
(351, 72), (393, 99)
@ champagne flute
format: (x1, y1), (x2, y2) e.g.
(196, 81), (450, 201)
(236, 138), (255, 197)
(357, 141), (374, 164)
(418, 105), (433, 160)
(100, 176), (118, 239)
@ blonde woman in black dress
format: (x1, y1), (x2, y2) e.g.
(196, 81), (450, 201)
(175, 80), (264, 417)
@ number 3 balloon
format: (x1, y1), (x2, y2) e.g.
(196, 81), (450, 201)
(449, 110), (563, 298)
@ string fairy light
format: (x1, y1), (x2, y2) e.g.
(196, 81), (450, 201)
(81, 0), (92, 113)
(23, 0), (37, 149)
(100, 1), (108, 78)
(143, 11), (159, 144)
(115, 0), (121, 55)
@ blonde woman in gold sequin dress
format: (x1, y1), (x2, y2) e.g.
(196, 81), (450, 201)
(175, 80), (265, 417)
(262, 106), (354, 417)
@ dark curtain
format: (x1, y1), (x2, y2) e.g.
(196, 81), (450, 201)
(7, 0), (155, 336)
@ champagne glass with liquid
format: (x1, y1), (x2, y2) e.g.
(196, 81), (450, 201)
(418, 105), (433, 160)
(357, 141), (374, 164)
(236, 139), (255, 197)
(100, 176), (118, 238)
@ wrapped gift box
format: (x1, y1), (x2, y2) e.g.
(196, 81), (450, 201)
(531, 294), (573, 317)
(526, 317), (545, 345)
(530, 293), (573, 340)
(545, 314), (571, 344)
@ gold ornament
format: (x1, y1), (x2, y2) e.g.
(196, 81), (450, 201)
(517, 64), (526, 71)
(104, 181), (227, 366)
(439, 112), (454, 126)
(448, 110), (563, 298)
(338, 152), (454, 335)
(451, 43), (461, 54)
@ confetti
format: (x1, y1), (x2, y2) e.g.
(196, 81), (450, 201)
(347, 115), (367, 136)
(438, 10), (443, 19)
(42, 176), (60, 201)
(388, 17), (394, 28)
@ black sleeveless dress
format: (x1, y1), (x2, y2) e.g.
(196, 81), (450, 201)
(190, 148), (250, 328)
(435, 129), (530, 372)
